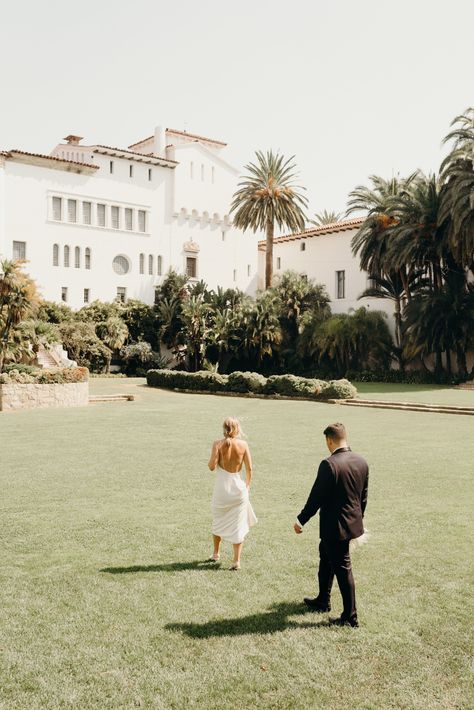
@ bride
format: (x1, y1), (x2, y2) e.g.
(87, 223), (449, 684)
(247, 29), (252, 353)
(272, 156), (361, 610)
(207, 417), (257, 570)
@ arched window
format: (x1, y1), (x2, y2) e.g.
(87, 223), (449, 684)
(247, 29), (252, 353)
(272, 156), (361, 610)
(148, 254), (154, 275)
(75, 246), (81, 268)
(64, 245), (70, 267)
(157, 255), (163, 276)
(53, 244), (59, 266)
(85, 247), (91, 270)
(139, 253), (145, 275)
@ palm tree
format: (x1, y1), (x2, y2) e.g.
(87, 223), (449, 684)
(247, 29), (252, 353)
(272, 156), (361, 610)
(230, 151), (308, 288)
(181, 294), (212, 371)
(439, 108), (474, 270)
(97, 316), (129, 371)
(347, 173), (418, 287)
(0, 259), (40, 371)
(244, 292), (282, 366)
(309, 209), (341, 226)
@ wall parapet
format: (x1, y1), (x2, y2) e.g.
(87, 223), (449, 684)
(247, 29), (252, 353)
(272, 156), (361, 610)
(0, 382), (89, 411)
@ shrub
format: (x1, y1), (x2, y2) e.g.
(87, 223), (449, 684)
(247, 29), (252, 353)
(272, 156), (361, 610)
(4, 363), (38, 375)
(146, 369), (228, 392)
(227, 371), (266, 393)
(264, 374), (324, 397)
(0, 367), (88, 385)
(318, 379), (357, 400)
(120, 342), (170, 376)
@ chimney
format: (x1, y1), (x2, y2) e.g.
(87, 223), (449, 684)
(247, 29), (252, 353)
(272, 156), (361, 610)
(64, 135), (84, 145)
(153, 126), (165, 157)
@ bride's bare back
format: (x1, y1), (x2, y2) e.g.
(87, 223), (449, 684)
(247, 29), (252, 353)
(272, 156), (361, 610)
(208, 417), (253, 486)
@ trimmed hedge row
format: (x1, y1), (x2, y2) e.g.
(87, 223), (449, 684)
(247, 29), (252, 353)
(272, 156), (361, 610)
(146, 370), (357, 400)
(0, 367), (89, 385)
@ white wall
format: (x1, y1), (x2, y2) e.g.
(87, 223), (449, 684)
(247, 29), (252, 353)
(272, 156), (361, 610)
(258, 227), (395, 327)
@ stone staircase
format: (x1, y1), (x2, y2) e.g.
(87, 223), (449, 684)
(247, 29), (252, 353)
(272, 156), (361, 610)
(327, 397), (474, 416)
(36, 347), (62, 369)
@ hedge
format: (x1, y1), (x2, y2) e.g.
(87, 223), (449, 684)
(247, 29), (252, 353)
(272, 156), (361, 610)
(0, 367), (89, 385)
(146, 369), (357, 400)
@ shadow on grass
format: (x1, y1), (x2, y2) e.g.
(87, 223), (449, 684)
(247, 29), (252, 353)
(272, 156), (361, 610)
(100, 560), (222, 574)
(165, 601), (332, 638)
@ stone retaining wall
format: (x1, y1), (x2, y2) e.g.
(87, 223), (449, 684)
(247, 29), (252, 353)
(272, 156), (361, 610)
(0, 382), (89, 411)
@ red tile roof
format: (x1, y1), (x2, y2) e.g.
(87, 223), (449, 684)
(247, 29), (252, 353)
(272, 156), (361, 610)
(128, 128), (227, 149)
(94, 145), (178, 166)
(4, 150), (99, 170)
(257, 218), (365, 249)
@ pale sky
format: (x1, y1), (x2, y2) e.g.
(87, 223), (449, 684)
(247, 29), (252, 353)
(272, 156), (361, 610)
(1, 0), (473, 220)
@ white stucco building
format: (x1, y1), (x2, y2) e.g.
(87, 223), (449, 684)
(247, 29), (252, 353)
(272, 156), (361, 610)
(258, 219), (396, 326)
(0, 127), (259, 309)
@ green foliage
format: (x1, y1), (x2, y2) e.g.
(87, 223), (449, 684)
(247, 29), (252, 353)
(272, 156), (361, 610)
(147, 369), (356, 400)
(120, 342), (170, 375)
(227, 371), (266, 393)
(75, 300), (122, 323)
(0, 259), (41, 371)
(37, 300), (74, 324)
(146, 369), (228, 392)
(58, 322), (112, 373)
(0, 366), (88, 384)
(309, 209), (342, 226)
(120, 299), (160, 347)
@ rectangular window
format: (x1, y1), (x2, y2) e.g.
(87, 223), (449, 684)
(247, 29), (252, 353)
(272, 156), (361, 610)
(138, 210), (146, 233)
(116, 286), (126, 303)
(75, 247), (80, 268)
(139, 253), (145, 275)
(247, 264), (251, 277)
(148, 168), (152, 181)
(336, 270), (345, 299)
(186, 257), (197, 279)
(97, 203), (106, 227)
(233, 269), (237, 282)
(52, 196), (62, 221)
(277, 257), (281, 270)
(129, 164), (133, 178)
(82, 201), (92, 225)
(157, 255), (163, 276)
(85, 248), (91, 270)
(12, 241), (26, 260)
(111, 206), (120, 229)
(300, 242), (306, 252)
(67, 199), (77, 223)
(125, 208), (133, 231)
(109, 161), (114, 174)
(221, 231), (225, 242)
(61, 287), (68, 302)
(148, 254), (154, 275)
(83, 288), (90, 304)
(366, 275), (377, 289)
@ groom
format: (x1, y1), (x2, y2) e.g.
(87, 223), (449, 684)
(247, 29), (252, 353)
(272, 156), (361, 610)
(294, 422), (369, 627)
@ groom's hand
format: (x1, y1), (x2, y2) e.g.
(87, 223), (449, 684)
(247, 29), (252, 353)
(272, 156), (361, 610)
(293, 522), (303, 534)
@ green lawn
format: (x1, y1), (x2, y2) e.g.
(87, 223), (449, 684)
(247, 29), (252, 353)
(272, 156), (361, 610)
(355, 381), (474, 407)
(1, 378), (472, 709)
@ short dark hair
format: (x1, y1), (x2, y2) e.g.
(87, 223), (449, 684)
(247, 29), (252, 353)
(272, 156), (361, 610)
(323, 423), (346, 441)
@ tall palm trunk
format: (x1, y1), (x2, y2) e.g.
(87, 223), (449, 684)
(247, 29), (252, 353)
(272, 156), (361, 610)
(456, 346), (467, 377)
(265, 219), (274, 289)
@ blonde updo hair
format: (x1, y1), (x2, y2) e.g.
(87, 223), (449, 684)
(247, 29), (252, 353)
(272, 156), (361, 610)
(223, 417), (241, 446)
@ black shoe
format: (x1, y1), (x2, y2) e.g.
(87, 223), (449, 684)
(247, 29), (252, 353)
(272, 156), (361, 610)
(328, 615), (359, 628)
(303, 597), (331, 612)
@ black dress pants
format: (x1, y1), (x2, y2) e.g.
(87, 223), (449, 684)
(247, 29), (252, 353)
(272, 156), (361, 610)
(317, 538), (357, 621)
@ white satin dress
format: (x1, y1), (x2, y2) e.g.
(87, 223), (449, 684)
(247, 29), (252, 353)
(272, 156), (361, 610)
(211, 466), (257, 544)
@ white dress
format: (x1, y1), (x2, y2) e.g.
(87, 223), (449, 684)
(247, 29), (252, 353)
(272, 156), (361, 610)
(211, 466), (257, 544)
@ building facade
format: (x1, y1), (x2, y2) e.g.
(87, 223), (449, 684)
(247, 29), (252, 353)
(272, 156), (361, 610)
(0, 127), (259, 309)
(258, 219), (396, 327)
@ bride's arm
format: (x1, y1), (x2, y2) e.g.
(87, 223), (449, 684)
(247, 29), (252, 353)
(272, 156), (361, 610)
(208, 441), (220, 471)
(243, 444), (253, 488)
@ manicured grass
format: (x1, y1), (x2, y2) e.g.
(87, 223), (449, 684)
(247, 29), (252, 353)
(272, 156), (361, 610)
(1, 378), (472, 709)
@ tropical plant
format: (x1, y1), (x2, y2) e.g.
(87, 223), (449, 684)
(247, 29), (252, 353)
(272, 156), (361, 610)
(37, 300), (74, 324)
(243, 291), (282, 366)
(230, 150), (308, 288)
(58, 322), (112, 373)
(309, 209), (342, 226)
(439, 107), (474, 270)
(181, 294), (212, 371)
(0, 259), (40, 371)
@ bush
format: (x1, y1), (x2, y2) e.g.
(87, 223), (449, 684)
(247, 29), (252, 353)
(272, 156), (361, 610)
(264, 374), (324, 397)
(146, 369), (228, 392)
(227, 371), (266, 393)
(120, 342), (170, 376)
(318, 379), (357, 400)
(4, 363), (38, 375)
(0, 367), (88, 385)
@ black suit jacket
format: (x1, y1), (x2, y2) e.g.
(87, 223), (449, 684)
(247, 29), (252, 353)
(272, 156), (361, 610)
(297, 448), (369, 541)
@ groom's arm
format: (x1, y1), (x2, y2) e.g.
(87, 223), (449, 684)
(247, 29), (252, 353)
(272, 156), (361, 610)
(296, 460), (333, 527)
